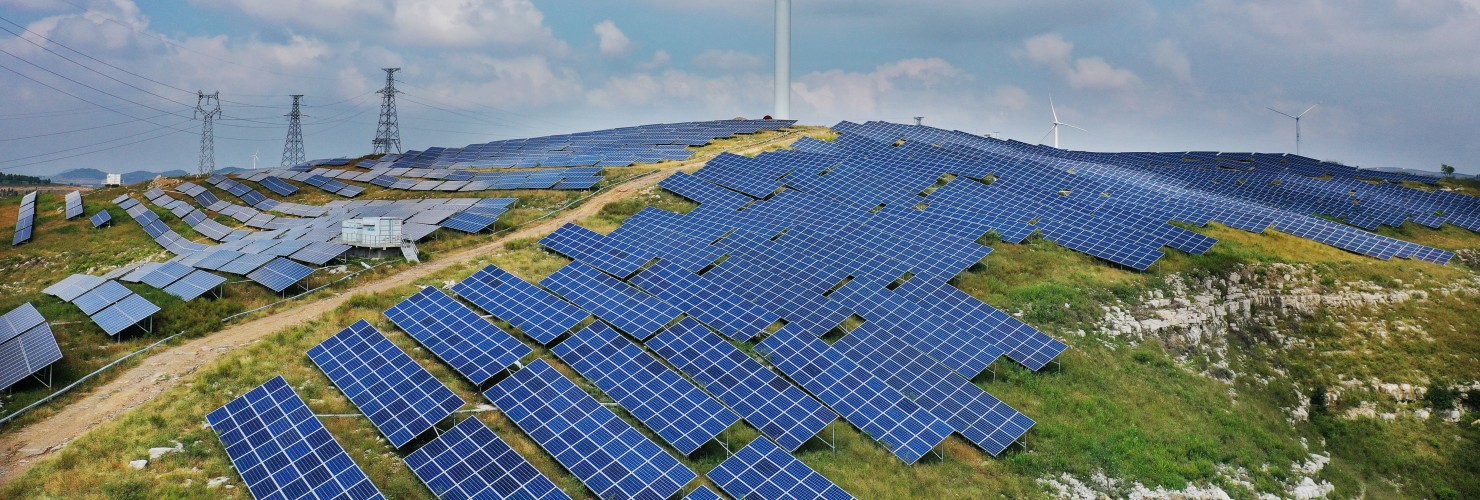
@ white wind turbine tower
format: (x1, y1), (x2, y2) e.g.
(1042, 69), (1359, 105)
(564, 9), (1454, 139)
(1267, 103), (1318, 156)
(774, 0), (791, 119)
(1040, 96), (1085, 149)
(251, 150), (259, 169)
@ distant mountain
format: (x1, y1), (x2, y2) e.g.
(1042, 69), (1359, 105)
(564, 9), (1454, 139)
(50, 167), (240, 185)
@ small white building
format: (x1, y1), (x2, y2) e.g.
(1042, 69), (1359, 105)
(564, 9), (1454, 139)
(104, 173), (122, 187)
(341, 217), (402, 248)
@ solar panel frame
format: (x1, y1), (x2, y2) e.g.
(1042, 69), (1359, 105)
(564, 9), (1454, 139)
(206, 376), (386, 500)
(540, 262), (682, 340)
(450, 265), (588, 345)
(71, 280), (132, 315)
(307, 320), (465, 448)
(163, 270), (226, 302)
(0, 322), (63, 390)
(246, 258), (314, 292)
(404, 417), (571, 500)
(91, 293), (159, 336)
(708, 438), (854, 500)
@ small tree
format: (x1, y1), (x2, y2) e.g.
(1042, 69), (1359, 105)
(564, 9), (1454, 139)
(1441, 164), (1456, 178)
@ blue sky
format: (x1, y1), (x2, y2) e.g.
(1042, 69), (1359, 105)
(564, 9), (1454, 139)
(1, 0), (1477, 176)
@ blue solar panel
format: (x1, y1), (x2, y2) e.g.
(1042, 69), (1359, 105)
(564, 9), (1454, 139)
(42, 273), (105, 302)
(64, 191), (83, 219)
(258, 176), (300, 196)
(553, 322), (739, 455)
(648, 318), (835, 452)
(0, 303), (61, 390)
(207, 376), (385, 500)
(540, 262), (682, 340)
(894, 278), (1067, 371)
(450, 264), (588, 345)
(247, 258), (314, 292)
(685, 485), (723, 500)
(630, 260), (779, 342)
(836, 323), (1034, 455)
(140, 261), (194, 289)
(440, 212), (499, 233)
(90, 210), (112, 228)
(829, 280), (1004, 379)
(384, 287), (533, 385)
(709, 438), (854, 500)
(484, 359), (697, 499)
(163, 270), (226, 302)
(405, 417), (570, 500)
(72, 280), (132, 315)
(539, 223), (648, 278)
(757, 324), (953, 464)
(307, 320), (464, 447)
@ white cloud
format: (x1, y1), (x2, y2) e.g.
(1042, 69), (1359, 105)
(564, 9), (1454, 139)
(692, 49), (765, 72)
(1018, 32), (1140, 89)
(1153, 39), (1192, 83)
(639, 49), (671, 70)
(593, 19), (631, 56)
(793, 58), (968, 115)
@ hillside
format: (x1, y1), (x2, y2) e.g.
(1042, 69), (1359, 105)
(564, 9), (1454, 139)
(0, 122), (1476, 500)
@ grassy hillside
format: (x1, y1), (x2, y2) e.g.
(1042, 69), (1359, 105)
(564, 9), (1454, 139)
(3, 176), (1475, 499)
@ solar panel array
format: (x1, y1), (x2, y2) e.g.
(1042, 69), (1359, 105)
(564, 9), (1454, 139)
(708, 438), (854, 500)
(384, 286), (532, 385)
(89, 209), (111, 228)
(307, 320), (464, 447)
(404, 418), (570, 500)
(485, 359), (697, 499)
(648, 318), (836, 452)
(64, 191), (83, 219)
(758, 325), (955, 464)
(540, 261), (682, 340)
(552, 322), (740, 455)
(0, 303), (62, 390)
(207, 376), (385, 500)
(43, 274), (159, 336)
(451, 264), (588, 345)
(361, 119), (796, 171)
(12, 191), (36, 245)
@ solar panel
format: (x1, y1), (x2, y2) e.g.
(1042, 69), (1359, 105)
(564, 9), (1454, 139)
(163, 270), (226, 302)
(540, 262), (682, 340)
(140, 261), (195, 289)
(71, 280), (132, 315)
(450, 264), (588, 345)
(440, 212), (499, 233)
(836, 323), (1034, 455)
(630, 260), (779, 342)
(246, 258), (314, 292)
(708, 438), (854, 500)
(207, 376), (385, 499)
(405, 417), (571, 500)
(756, 324), (953, 464)
(648, 318), (835, 452)
(539, 223), (648, 278)
(484, 359), (697, 499)
(0, 302), (45, 344)
(685, 485), (723, 500)
(307, 320), (463, 447)
(91, 293), (159, 336)
(384, 287), (532, 385)
(64, 191), (83, 219)
(0, 320), (62, 391)
(42, 273), (106, 302)
(553, 322), (739, 455)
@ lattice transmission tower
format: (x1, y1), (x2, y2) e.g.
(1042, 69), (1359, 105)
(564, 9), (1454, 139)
(281, 95), (306, 167)
(372, 68), (402, 155)
(194, 91), (221, 175)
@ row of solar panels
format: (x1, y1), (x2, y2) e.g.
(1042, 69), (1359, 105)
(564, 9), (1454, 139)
(361, 119), (795, 171)
(0, 303), (62, 391)
(235, 169), (363, 197)
(43, 275), (162, 336)
(211, 275), (854, 499)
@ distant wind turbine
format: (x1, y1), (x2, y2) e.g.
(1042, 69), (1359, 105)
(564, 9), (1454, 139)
(1267, 103), (1318, 155)
(251, 150), (259, 169)
(1040, 96), (1085, 149)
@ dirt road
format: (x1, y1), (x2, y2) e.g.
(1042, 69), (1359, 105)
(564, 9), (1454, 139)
(0, 130), (809, 483)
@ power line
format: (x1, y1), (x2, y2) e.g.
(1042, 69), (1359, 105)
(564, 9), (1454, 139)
(0, 46), (195, 120)
(0, 22), (198, 111)
(372, 68), (402, 154)
(0, 14), (195, 95)
(0, 117), (194, 164)
(0, 127), (192, 172)
(0, 111), (172, 142)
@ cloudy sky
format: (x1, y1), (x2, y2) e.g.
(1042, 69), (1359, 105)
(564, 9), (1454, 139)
(1, 0), (1477, 177)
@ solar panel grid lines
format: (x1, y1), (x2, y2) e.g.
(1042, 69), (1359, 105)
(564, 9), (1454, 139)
(384, 286), (533, 385)
(404, 417), (571, 500)
(91, 293), (160, 336)
(835, 322), (1035, 456)
(629, 260), (779, 342)
(684, 485), (723, 500)
(647, 318), (836, 452)
(246, 258), (315, 293)
(0, 320), (63, 390)
(42, 273), (106, 302)
(451, 264), (589, 345)
(484, 359), (698, 499)
(756, 324), (954, 464)
(163, 270), (227, 302)
(306, 319), (465, 448)
(828, 279), (1006, 379)
(206, 376), (386, 500)
(540, 261), (683, 340)
(708, 438), (855, 500)
(551, 321), (740, 455)
(64, 191), (83, 219)
(71, 280), (133, 316)
(539, 223), (649, 278)
(0, 302), (46, 344)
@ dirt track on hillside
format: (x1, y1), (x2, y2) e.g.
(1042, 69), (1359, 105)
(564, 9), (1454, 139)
(0, 131), (808, 483)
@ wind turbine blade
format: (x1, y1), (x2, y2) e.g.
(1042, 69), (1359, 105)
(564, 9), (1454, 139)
(1063, 123), (1088, 133)
(1050, 95), (1059, 122)
(1267, 107), (1297, 120)
(1298, 103), (1319, 118)
(1040, 125), (1057, 144)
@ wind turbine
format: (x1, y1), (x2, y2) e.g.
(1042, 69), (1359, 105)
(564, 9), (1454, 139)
(1040, 96), (1085, 149)
(251, 150), (259, 169)
(1267, 103), (1318, 155)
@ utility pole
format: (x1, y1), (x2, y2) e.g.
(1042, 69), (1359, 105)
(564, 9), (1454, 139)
(372, 68), (402, 155)
(195, 91), (221, 176)
(281, 95), (306, 167)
